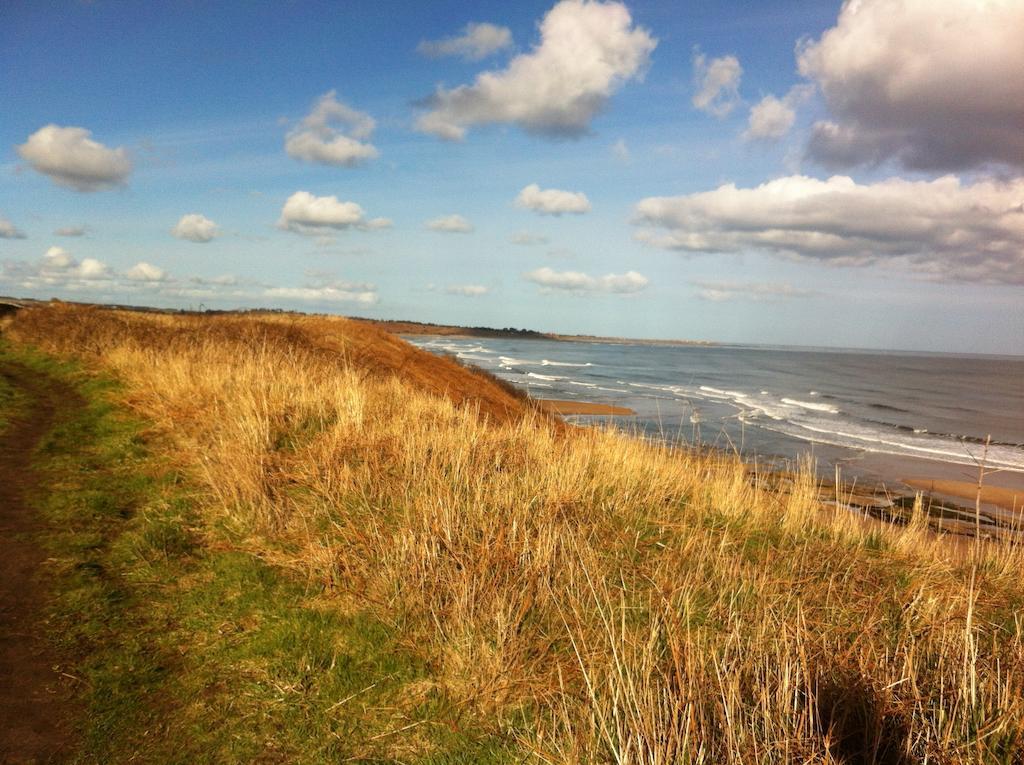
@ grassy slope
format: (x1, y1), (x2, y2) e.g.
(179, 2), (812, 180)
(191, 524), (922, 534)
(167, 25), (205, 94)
(4, 305), (1024, 763)
(2, 343), (513, 763)
(0, 357), (26, 430)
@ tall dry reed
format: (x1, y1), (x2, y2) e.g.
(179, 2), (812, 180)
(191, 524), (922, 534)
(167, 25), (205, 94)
(8, 303), (1023, 763)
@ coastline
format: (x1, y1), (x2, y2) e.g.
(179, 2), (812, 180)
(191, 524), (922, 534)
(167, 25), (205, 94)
(532, 393), (1024, 538)
(535, 399), (636, 416)
(361, 317), (713, 346)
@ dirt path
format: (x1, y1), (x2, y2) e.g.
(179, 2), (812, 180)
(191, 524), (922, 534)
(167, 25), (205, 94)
(0, 361), (81, 764)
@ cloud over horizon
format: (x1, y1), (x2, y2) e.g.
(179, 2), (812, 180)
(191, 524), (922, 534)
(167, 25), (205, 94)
(1, 246), (114, 288)
(417, 22), (513, 61)
(692, 280), (815, 302)
(634, 174), (1024, 284)
(0, 250), (379, 308)
(525, 266), (648, 294)
(798, 0), (1024, 171)
(17, 124), (132, 191)
(415, 0), (655, 140)
(264, 282), (378, 305)
(285, 91), (379, 167)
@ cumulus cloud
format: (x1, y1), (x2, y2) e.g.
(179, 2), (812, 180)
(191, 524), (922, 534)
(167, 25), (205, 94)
(42, 246), (75, 270)
(55, 225), (88, 237)
(525, 266), (648, 293)
(744, 86), (812, 141)
(0, 217), (26, 239)
(285, 91), (378, 167)
(125, 262), (169, 282)
(426, 214), (474, 233)
(691, 280), (815, 302)
(17, 124), (131, 191)
(515, 184), (591, 215)
(633, 174), (1024, 284)
(4, 246), (115, 284)
(0, 249), (383, 310)
(691, 51), (742, 118)
(511, 231), (548, 246)
(415, 0), (655, 140)
(278, 191), (384, 235)
(418, 22), (513, 60)
(797, 0), (1024, 171)
(171, 213), (219, 243)
(445, 284), (489, 297)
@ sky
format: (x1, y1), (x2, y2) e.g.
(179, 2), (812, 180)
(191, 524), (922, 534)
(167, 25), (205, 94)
(1, 0), (1022, 354)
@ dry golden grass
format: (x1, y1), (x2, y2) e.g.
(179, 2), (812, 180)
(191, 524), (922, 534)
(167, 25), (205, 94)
(7, 302), (1024, 763)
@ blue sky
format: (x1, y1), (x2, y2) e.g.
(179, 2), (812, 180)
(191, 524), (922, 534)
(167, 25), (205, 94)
(2, 0), (1022, 353)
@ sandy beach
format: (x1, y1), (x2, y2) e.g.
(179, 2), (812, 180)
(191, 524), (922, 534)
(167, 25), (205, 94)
(902, 477), (1023, 512)
(535, 399), (636, 416)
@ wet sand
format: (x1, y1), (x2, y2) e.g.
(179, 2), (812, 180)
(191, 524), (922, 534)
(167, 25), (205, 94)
(901, 477), (1023, 512)
(536, 399), (636, 416)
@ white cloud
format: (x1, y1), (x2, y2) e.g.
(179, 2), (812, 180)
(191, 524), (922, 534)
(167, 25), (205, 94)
(633, 174), (1024, 284)
(445, 284), (489, 297)
(692, 51), (742, 118)
(76, 258), (109, 279)
(418, 22), (513, 61)
(515, 184), (591, 215)
(0, 217), (26, 239)
(511, 230), (548, 246)
(0, 250), (386, 310)
(797, 0), (1024, 171)
(22, 246), (112, 282)
(55, 225), (88, 237)
(743, 86), (812, 141)
(17, 124), (131, 191)
(285, 91), (378, 167)
(263, 284), (378, 305)
(415, 0), (655, 140)
(525, 266), (648, 293)
(125, 262), (168, 282)
(171, 213), (219, 243)
(426, 214), (474, 233)
(42, 246), (75, 270)
(691, 280), (815, 302)
(278, 191), (381, 235)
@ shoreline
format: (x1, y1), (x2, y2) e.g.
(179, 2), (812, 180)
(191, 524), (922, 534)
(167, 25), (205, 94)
(544, 395), (1023, 537)
(901, 477), (1022, 513)
(535, 399), (636, 416)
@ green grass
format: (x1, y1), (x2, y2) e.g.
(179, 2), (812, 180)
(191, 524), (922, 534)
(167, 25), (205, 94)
(0, 359), (27, 431)
(1, 344), (518, 764)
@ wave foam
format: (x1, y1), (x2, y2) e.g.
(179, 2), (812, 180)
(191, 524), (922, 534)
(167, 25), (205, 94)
(781, 398), (839, 414)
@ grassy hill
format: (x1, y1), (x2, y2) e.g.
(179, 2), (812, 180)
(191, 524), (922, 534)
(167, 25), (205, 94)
(3, 301), (1022, 763)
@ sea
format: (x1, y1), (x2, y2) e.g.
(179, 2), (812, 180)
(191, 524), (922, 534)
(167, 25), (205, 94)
(408, 335), (1024, 493)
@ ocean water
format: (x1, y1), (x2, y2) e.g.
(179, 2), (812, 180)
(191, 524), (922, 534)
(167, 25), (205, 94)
(408, 335), (1024, 489)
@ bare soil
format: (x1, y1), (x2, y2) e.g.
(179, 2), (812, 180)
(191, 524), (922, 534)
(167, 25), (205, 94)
(0, 361), (81, 764)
